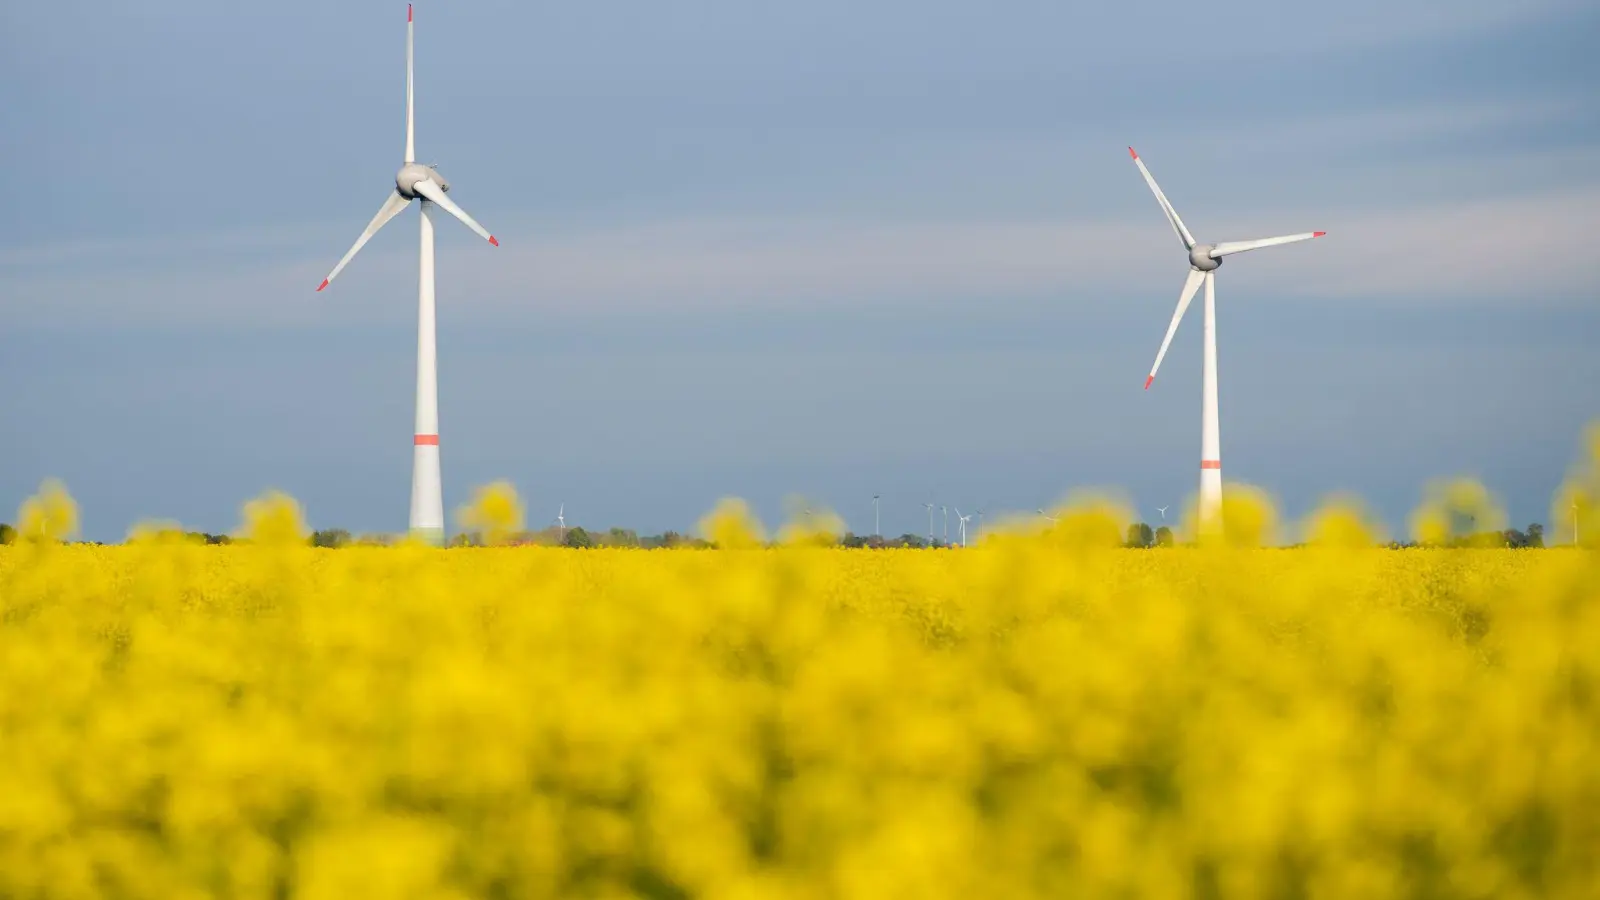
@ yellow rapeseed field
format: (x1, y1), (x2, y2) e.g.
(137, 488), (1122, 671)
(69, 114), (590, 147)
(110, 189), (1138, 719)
(2, 428), (1597, 899)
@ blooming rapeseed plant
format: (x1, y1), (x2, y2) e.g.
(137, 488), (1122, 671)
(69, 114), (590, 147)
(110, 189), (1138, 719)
(456, 481), (526, 546)
(1, 428), (1597, 898)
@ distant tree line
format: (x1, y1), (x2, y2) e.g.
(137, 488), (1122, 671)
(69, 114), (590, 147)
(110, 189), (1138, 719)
(1382, 523), (1546, 549)
(0, 521), (1551, 549)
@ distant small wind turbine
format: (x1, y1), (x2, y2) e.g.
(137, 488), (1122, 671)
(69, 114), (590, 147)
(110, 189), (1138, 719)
(941, 505), (949, 544)
(956, 508), (972, 547)
(1037, 508), (1059, 525)
(924, 502), (935, 544)
(557, 503), (565, 543)
(1157, 506), (1169, 521)
(873, 494), (881, 538)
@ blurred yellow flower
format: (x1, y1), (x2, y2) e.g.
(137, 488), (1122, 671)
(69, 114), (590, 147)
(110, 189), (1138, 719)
(1, 426), (1597, 898)
(700, 497), (766, 549)
(237, 489), (307, 546)
(455, 480), (525, 546)
(17, 478), (79, 543)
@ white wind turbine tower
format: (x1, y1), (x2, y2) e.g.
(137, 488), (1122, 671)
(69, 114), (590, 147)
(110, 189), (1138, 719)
(557, 503), (565, 544)
(955, 508), (972, 548)
(1129, 147), (1323, 536)
(316, 4), (500, 544)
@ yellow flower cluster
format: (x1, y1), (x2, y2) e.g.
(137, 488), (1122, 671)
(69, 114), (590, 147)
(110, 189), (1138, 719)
(0, 428), (1595, 898)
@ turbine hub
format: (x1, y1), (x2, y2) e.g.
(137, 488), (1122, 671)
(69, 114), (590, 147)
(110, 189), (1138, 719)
(396, 163), (449, 199)
(1189, 244), (1221, 271)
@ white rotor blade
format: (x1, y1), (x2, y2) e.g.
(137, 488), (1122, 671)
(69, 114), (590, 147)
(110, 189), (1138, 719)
(412, 179), (499, 246)
(1145, 268), (1206, 390)
(1209, 231), (1324, 258)
(317, 190), (412, 291)
(405, 4), (415, 163)
(1128, 147), (1196, 250)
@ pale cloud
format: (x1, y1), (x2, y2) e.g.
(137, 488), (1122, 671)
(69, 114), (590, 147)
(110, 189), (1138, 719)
(1190, 0), (1585, 54)
(3, 182), (1597, 328)
(1273, 187), (1600, 297)
(466, 185), (1599, 312)
(1177, 98), (1589, 160)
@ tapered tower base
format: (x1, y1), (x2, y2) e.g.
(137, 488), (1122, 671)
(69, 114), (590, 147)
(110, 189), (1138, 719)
(409, 441), (444, 544)
(409, 201), (445, 545)
(1198, 271), (1224, 542)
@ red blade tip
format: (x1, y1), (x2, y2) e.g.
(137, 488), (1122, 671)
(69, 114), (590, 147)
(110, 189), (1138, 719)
(488, 235), (499, 247)
(1128, 147), (1139, 159)
(408, 5), (413, 22)
(1144, 375), (1154, 390)
(1313, 231), (1325, 238)
(316, 279), (329, 292)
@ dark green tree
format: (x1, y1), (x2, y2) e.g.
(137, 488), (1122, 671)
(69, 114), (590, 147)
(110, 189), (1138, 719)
(0, 523), (15, 545)
(1154, 526), (1175, 547)
(643, 530), (686, 549)
(563, 526), (594, 549)
(603, 527), (640, 548)
(311, 528), (352, 549)
(1526, 523), (1545, 548)
(185, 531), (232, 545)
(1126, 523), (1155, 548)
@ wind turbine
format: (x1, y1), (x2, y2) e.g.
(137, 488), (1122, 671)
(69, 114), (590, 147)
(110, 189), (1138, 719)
(941, 505), (949, 545)
(316, 4), (500, 545)
(1157, 506), (1169, 522)
(1036, 508), (1059, 526)
(924, 502), (935, 544)
(873, 494), (881, 538)
(1129, 147), (1323, 536)
(956, 508), (972, 547)
(557, 503), (565, 544)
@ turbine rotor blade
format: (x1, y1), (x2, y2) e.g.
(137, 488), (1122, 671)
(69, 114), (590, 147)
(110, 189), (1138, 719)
(1209, 231), (1324, 259)
(412, 179), (498, 246)
(317, 190), (412, 290)
(1128, 147), (1196, 250)
(405, 4), (415, 163)
(1145, 268), (1206, 389)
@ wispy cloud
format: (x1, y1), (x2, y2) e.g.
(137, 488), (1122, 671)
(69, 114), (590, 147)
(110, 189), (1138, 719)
(5, 182), (1595, 328)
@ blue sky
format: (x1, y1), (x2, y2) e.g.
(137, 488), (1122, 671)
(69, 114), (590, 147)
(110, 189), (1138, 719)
(2, 1), (1597, 541)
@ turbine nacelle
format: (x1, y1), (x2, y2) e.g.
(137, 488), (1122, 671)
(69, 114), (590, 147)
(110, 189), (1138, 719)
(397, 162), (449, 199)
(1188, 244), (1221, 271)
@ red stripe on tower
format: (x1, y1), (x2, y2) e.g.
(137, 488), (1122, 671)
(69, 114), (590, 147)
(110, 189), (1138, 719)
(1200, 460), (1221, 470)
(408, 5), (413, 22)
(415, 434), (439, 446)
